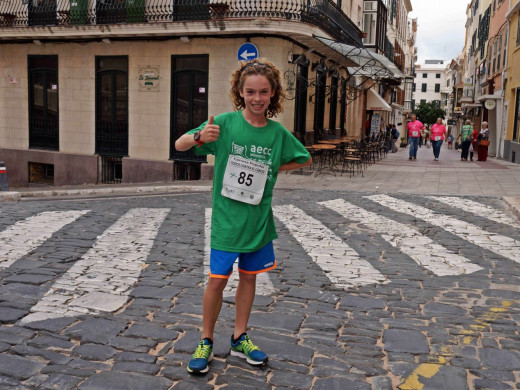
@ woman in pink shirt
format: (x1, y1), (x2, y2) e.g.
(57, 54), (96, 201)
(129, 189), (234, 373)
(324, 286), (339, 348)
(430, 118), (447, 161)
(406, 114), (425, 160)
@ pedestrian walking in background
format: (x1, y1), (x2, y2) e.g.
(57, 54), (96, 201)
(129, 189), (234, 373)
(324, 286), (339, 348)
(407, 114), (425, 160)
(447, 133), (454, 149)
(175, 59), (311, 375)
(430, 118), (447, 161)
(457, 120), (474, 161)
(478, 121), (490, 161)
(390, 124), (399, 153)
(424, 126), (430, 148)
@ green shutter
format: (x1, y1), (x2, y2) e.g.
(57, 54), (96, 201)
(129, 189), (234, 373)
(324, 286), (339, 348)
(70, 0), (88, 24)
(126, 0), (145, 23)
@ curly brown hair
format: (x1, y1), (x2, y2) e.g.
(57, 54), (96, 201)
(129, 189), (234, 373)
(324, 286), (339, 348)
(230, 59), (286, 118)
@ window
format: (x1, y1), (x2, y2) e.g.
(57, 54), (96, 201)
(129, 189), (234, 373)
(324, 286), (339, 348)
(447, 79), (450, 87)
(411, 99), (415, 110)
(420, 99), (426, 105)
(421, 83), (427, 92)
(28, 55), (59, 151)
(514, 87), (520, 142)
(497, 33), (502, 72)
(504, 31), (508, 67)
(517, 12), (520, 47)
(328, 74), (338, 132)
(436, 73), (441, 78)
(170, 55), (209, 164)
(313, 67), (327, 142)
(492, 38), (497, 74)
(422, 73), (427, 78)
(435, 84), (440, 93)
(95, 56), (128, 157)
(293, 57), (309, 142)
(412, 83), (416, 92)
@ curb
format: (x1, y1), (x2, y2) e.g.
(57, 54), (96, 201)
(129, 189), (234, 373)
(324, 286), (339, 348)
(0, 185), (212, 201)
(502, 196), (520, 221)
(0, 191), (21, 202)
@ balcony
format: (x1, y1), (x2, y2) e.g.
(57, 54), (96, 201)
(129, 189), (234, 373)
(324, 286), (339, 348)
(0, 0), (363, 46)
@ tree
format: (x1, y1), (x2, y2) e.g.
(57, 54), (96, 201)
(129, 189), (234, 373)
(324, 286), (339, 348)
(412, 101), (446, 126)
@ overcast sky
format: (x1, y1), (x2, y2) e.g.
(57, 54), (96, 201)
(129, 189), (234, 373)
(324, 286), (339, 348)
(409, 0), (468, 63)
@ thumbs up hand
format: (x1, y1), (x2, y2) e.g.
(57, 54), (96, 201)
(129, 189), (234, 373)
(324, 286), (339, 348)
(200, 115), (220, 143)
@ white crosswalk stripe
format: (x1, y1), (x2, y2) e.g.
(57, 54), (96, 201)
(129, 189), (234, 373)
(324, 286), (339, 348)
(20, 208), (170, 325)
(204, 208), (275, 296)
(427, 196), (520, 229)
(366, 194), (520, 264)
(0, 210), (89, 269)
(320, 199), (483, 276)
(274, 205), (387, 288)
(1, 196), (517, 324)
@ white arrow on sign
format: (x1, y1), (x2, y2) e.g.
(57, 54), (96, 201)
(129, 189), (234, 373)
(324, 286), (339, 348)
(240, 50), (256, 60)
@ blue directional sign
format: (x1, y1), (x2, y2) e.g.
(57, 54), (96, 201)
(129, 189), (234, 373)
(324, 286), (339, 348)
(237, 42), (259, 62)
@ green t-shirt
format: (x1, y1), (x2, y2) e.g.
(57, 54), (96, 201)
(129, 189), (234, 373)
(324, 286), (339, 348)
(461, 125), (473, 141)
(187, 111), (310, 253)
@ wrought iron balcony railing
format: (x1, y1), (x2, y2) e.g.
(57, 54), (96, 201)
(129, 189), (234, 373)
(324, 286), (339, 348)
(0, 0), (362, 46)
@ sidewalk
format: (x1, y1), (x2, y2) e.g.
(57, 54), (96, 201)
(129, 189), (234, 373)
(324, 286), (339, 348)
(277, 142), (520, 196)
(2, 143), (520, 217)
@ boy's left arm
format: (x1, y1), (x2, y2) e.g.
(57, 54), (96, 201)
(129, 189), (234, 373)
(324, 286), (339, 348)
(279, 157), (312, 172)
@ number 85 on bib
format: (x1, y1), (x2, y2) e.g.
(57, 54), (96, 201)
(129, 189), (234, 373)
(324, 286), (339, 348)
(221, 155), (269, 205)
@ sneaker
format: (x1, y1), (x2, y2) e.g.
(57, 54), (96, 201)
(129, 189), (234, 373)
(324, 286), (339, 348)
(230, 333), (268, 365)
(413, 156), (416, 160)
(434, 158), (438, 161)
(409, 157), (412, 160)
(187, 338), (213, 374)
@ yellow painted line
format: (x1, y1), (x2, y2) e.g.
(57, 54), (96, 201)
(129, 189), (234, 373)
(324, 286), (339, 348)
(399, 300), (519, 388)
(399, 360), (444, 390)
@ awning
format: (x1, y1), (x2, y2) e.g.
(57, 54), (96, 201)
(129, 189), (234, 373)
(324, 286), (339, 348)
(314, 36), (393, 79)
(476, 94), (501, 101)
(367, 88), (391, 111)
(367, 52), (405, 79)
(459, 97), (474, 103)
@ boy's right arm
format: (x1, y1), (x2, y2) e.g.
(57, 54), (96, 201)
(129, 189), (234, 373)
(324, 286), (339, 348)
(174, 115), (220, 152)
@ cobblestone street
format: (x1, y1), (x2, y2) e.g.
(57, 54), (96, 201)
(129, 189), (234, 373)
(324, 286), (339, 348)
(1, 173), (520, 389)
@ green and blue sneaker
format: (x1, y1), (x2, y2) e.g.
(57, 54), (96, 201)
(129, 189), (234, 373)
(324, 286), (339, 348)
(187, 338), (213, 374)
(230, 333), (268, 365)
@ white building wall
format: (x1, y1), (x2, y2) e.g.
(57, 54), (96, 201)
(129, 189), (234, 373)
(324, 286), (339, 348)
(413, 62), (447, 106)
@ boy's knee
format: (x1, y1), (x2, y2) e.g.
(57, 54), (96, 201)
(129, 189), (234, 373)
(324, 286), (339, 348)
(238, 272), (257, 283)
(207, 277), (228, 292)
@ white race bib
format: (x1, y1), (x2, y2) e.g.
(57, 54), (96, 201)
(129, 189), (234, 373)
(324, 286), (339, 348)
(412, 131), (419, 137)
(222, 155), (269, 205)
(435, 136), (441, 141)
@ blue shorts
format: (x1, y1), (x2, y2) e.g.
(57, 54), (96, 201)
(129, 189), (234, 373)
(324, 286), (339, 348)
(209, 242), (276, 279)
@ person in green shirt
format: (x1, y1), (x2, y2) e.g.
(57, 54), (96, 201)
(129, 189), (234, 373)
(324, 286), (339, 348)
(457, 119), (474, 161)
(175, 59), (311, 374)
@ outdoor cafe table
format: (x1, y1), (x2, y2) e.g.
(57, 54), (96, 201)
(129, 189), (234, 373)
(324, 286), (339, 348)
(310, 144), (337, 176)
(317, 139), (343, 145)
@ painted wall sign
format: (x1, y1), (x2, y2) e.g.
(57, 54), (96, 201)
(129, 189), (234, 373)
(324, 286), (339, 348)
(138, 66), (160, 91)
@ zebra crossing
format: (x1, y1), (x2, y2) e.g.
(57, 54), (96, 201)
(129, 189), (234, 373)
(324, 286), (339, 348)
(0, 195), (518, 325)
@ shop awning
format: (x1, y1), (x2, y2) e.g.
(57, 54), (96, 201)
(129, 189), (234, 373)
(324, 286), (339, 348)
(367, 88), (391, 111)
(476, 94), (501, 101)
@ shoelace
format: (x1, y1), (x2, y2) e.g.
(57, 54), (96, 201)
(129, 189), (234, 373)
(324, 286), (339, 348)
(240, 336), (259, 354)
(192, 342), (212, 359)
